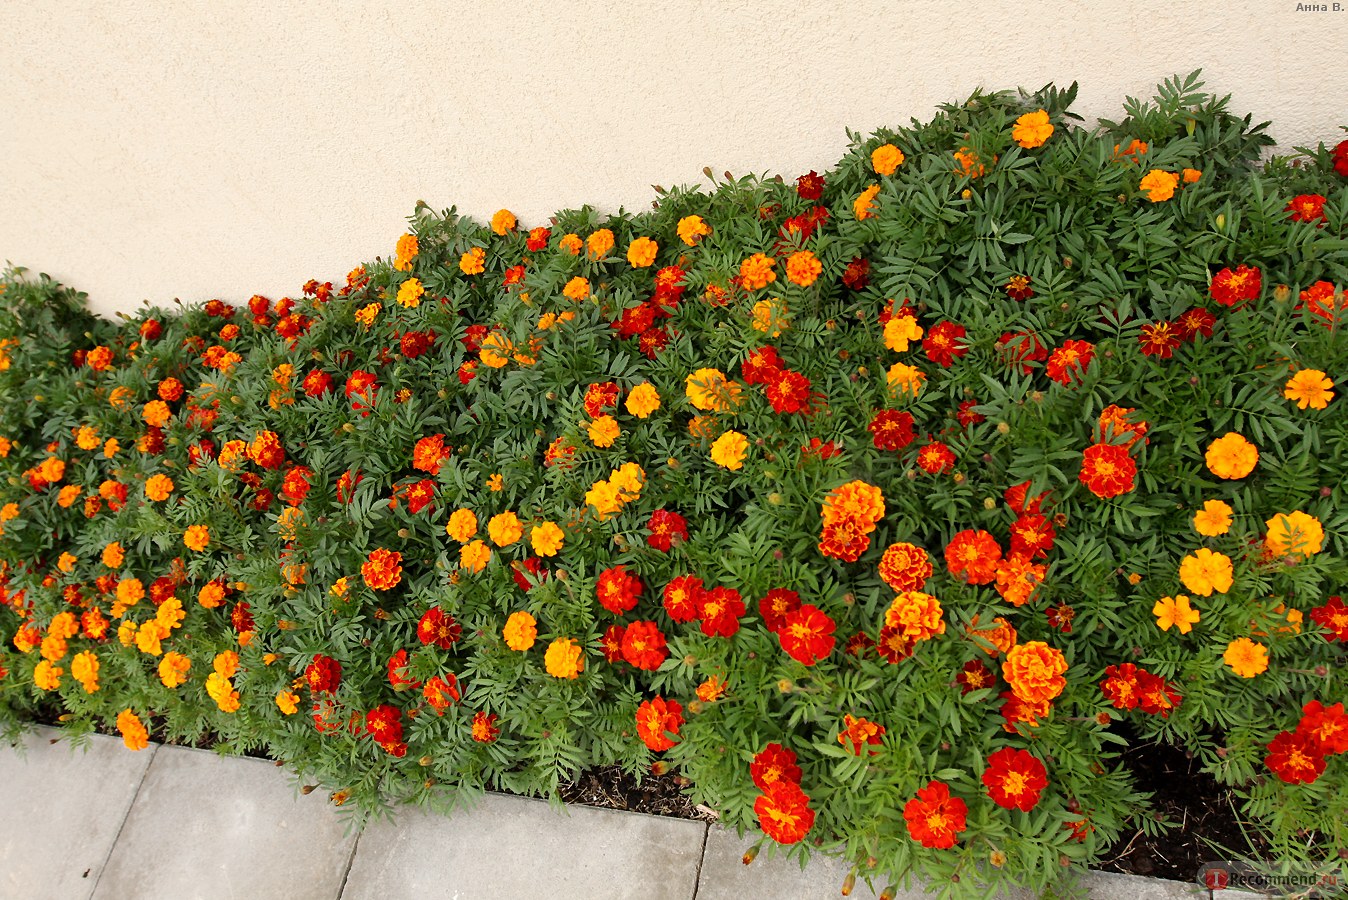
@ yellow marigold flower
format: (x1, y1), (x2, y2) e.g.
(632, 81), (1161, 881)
(1182, 168), (1202, 183)
(145, 474), (174, 502)
(487, 473), (504, 491)
(585, 415), (618, 449)
(559, 233), (583, 255)
(0, 502), (16, 523)
(75, 425), (100, 450)
(871, 143), (905, 176)
(1223, 638), (1268, 678)
(627, 237), (658, 268)
(751, 297), (790, 338)
(205, 671), (240, 713)
(396, 278), (425, 308)
(71, 650), (100, 693)
(116, 620), (136, 646)
(355, 302), (381, 328)
(585, 479), (624, 520)
(103, 438), (120, 458)
(1152, 595), (1200, 634)
(886, 362), (926, 398)
(677, 215), (711, 246)
(102, 541), (124, 569)
(135, 621), (166, 656)
(487, 511), (523, 547)
(33, 660), (62, 691)
(217, 440), (247, 472)
(491, 209), (517, 235)
(1283, 369), (1334, 410)
(530, 521), (565, 557)
(57, 551), (78, 573)
(1139, 169), (1180, 202)
(563, 276), (590, 302)
(1012, 109), (1054, 149)
(853, 184), (881, 220)
(1205, 432), (1257, 479)
(784, 250), (823, 287)
(710, 430), (748, 471)
(393, 232), (419, 271)
(883, 312), (923, 352)
(158, 651), (191, 688)
(503, 611), (538, 651)
(586, 228), (615, 259)
(184, 525), (210, 552)
(625, 383), (661, 418)
(156, 597), (186, 632)
(460, 539), (490, 573)
(1178, 548), (1234, 597)
(117, 709), (149, 751)
(685, 367), (741, 412)
(544, 637), (584, 679)
(460, 247), (486, 275)
(276, 690), (300, 715)
(1264, 510), (1324, 558)
(446, 508), (479, 542)
(610, 462), (645, 499)
(1193, 499), (1233, 536)
(884, 591), (945, 642)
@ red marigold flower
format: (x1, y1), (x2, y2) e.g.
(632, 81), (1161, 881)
(526, 226), (552, 251)
(510, 557), (548, 592)
(583, 382), (620, 418)
(999, 691), (1051, 733)
(336, 469), (363, 504)
(875, 625), (915, 664)
(996, 330), (1047, 374)
(818, 519), (871, 563)
(868, 410), (915, 451)
(302, 369), (334, 397)
(423, 673), (461, 712)
(922, 321), (968, 368)
(1097, 405), (1149, 448)
(282, 466), (312, 506)
(387, 649), (422, 691)
(1004, 480), (1050, 515)
(403, 478), (437, 514)
(1079, 442), (1137, 498)
(1009, 514), (1056, 559)
(344, 370), (379, 413)
(1209, 265), (1262, 307)
(635, 696), (683, 751)
(653, 265), (687, 310)
(1005, 275), (1034, 301)
(796, 170), (825, 200)
(306, 654), (341, 692)
(366, 704), (404, 745)
(741, 346), (783, 386)
(638, 327), (670, 358)
(1136, 670), (1181, 718)
(597, 565), (643, 616)
(956, 659), (994, 695)
(841, 257), (870, 291)
(362, 548), (403, 591)
(1175, 306), (1217, 340)
(412, 434), (450, 475)
(944, 529), (1002, 585)
(1045, 340), (1095, 386)
(1265, 730), (1326, 784)
(916, 441), (956, 474)
(699, 586), (745, 637)
(1310, 595), (1348, 642)
(838, 714), (885, 755)
(778, 604), (836, 666)
(247, 429), (286, 470)
(754, 780), (816, 845)
(903, 781), (967, 849)
(417, 608), (462, 649)
(751, 743), (802, 791)
(801, 437), (842, 460)
(1299, 280), (1348, 327)
(601, 624), (626, 663)
(844, 631), (875, 657)
(1138, 320), (1182, 358)
(1100, 663), (1142, 710)
(461, 324), (489, 353)
(765, 369), (812, 415)
(231, 601), (254, 633)
(878, 542), (932, 592)
(646, 509), (689, 552)
(758, 588), (801, 633)
(1286, 193), (1327, 225)
(399, 329), (437, 359)
(1334, 139), (1348, 177)
(956, 399), (986, 428)
(982, 747), (1049, 811)
(1045, 602), (1075, 634)
(621, 620), (668, 670)
(662, 575), (705, 623)
(1297, 700), (1348, 755)
(503, 264), (526, 286)
(471, 711), (500, 743)
(612, 303), (655, 339)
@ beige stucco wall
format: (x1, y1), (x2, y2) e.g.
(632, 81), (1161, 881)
(2, 1), (1344, 318)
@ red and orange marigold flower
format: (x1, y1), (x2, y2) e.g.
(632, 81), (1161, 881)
(362, 548), (403, 591)
(903, 781), (967, 849)
(754, 780), (815, 845)
(417, 608), (462, 649)
(635, 696), (683, 751)
(837, 714), (885, 755)
(1209, 264), (1262, 306)
(597, 565), (643, 616)
(878, 542), (932, 592)
(982, 747), (1049, 811)
(944, 529), (1002, 585)
(1079, 442), (1136, 498)
(777, 604), (837, 666)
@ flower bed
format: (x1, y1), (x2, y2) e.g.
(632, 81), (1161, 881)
(1, 72), (1345, 896)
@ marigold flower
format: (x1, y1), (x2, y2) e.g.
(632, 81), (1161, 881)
(885, 362), (925, 398)
(617, 382), (660, 418)
(159, 651), (191, 688)
(778, 604), (836, 666)
(853, 184), (881, 220)
(699, 586), (745, 638)
(503, 611), (538, 651)
(838, 713), (885, 755)
(1178, 548), (1233, 596)
(1205, 432), (1257, 479)
(751, 743), (801, 792)
(1298, 700), (1348, 755)
(627, 236), (658, 268)
(181, 525), (209, 552)
(1209, 264), (1262, 306)
(1193, 499), (1233, 536)
(393, 232), (418, 271)
(755, 780), (816, 845)
(751, 297), (789, 337)
(739, 253), (777, 291)
(878, 542), (932, 591)
(695, 675), (727, 703)
(1224, 637), (1268, 678)
(993, 553), (1045, 607)
(394, 277), (423, 309)
(586, 228), (615, 259)
(460, 539), (490, 573)
(1286, 193), (1327, 224)
(445, 508), (479, 542)
(983, 747), (1048, 811)
(560, 276), (591, 302)
(1002, 641), (1068, 705)
(557, 233), (582, 255)
(621, 620), (668, 670)
(1139, 169), (1180, 202)
(33, 659), (62, 690)
(677, 214), (711, 246)
(459, 247), (486, 275)
(903, 781), (967, 849)
(1283, 369), (1334, 410)
(1079, 442), (1136, 498)
(1012, 109), (1054, 149)
(1045, 340), (1094, 385)
(529, 521), (564, 557)
(487, 511), (523, 547)
(117, 709), (149, 751)
(362, 548), (403, 590)
(871, 143), (905, 175)
(1264, 510), (1324, 557)
(490, 208), (517, 235)
(587, 415), (620, 449)
(1153, 594), (1200, 634)
(784, 250), (823, 287)
(635, 696), (682, 751)
(709, 431), (748, 471)
(70, 650), (99, 693)
(883, 312), (923, 352)
(1265, 730), (1325, 784)
(944, 529), (1001, 585)
(275, 690), (299, 715)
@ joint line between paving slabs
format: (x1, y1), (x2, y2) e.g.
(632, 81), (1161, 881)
(86, 741), (159, 900)
(334, 829), (362, 899)
(689, 823), (710, 899)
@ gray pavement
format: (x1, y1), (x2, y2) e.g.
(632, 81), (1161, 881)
(0, 727), (1207, 900)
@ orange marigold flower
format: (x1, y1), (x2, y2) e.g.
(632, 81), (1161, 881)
(755, 780), (816, 845)
(1078, 442), (1136, 498)
(459, 247), (486, 275)
(1012, 109), (1054, 149)
(563, 276), (590, 302)
(883, 311), (923, 352)
(530, 521), (565, 557)
(627, 236), (658, 268)
(820, 480), (885, 530)
(677, 215), (711, 246)
(739, 253), (777, 291)
(994, 553), (1045, 607)
(1152, 594), (1200, 634)
(393, 232), (418, 271)
(784, 250), (822, 287)
(1139, 169), (1180, 202)
(871, 143), (905, 175)
(1264, 510), (1324, 558)
(490, 208), (517, 235)
(709, 431), (748, 471)
(158, 651), (191, 688)
(884, 591), (945, 642)
(503, 611), (538, 651)
(396, 278), (424, 308)
(1178, 548), (1233, 596)
(144, 473), (174, 502)
(853, 184), (881, 220)
(71, 650), (99, 693)
(587, 415), (620, 449)
(625, 383), (661, 418)
(1223, 637), (1268, 678)
(1283, 369), (1334, 410)
(982, 747), (1048, 812)
(102, 541), (124, 569)
(837, 713), (885, 755)
(460, 539), (490, 573)
(635, 696), (683, 751)
(183, 525), (210, 552)
(559, 233), (583, 255)
(586, 228), (615, 259)
(1002, 641), (1068, 705)
(1193, 499), (1233, 536)
(878, 542), (933, 592)
(117, 709), (149, 751)
(944, 529), (1001, 586)
(685, 367), (741, 412)
(487, 511), (523, 547)
(362, 548), (403, 591)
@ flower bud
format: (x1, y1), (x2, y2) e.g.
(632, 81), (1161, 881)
(842, 873), (857, 895)
(742, 847), (760, 866)
(419, 756), (434, 767)
(1274, 284), (1291, 304)
(996, 422), (1010, 435)
(1216, 213), (1226, 229)
(960, 189), (972, 200)
(777, 679), (794, 693)
(300, 784), (317, 794)
(983, 497), (997, 510)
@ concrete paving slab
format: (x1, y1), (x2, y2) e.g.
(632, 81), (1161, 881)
(91, 745), (357, 900)
(0, 725), (156, 900)
(341, 792), (707, 900)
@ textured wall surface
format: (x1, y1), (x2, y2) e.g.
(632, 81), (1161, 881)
(2, 1), (1343, 317)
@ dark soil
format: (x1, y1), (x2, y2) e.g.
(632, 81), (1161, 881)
(558, 765), (719, 822)
(1097, 736), (1265, 882)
